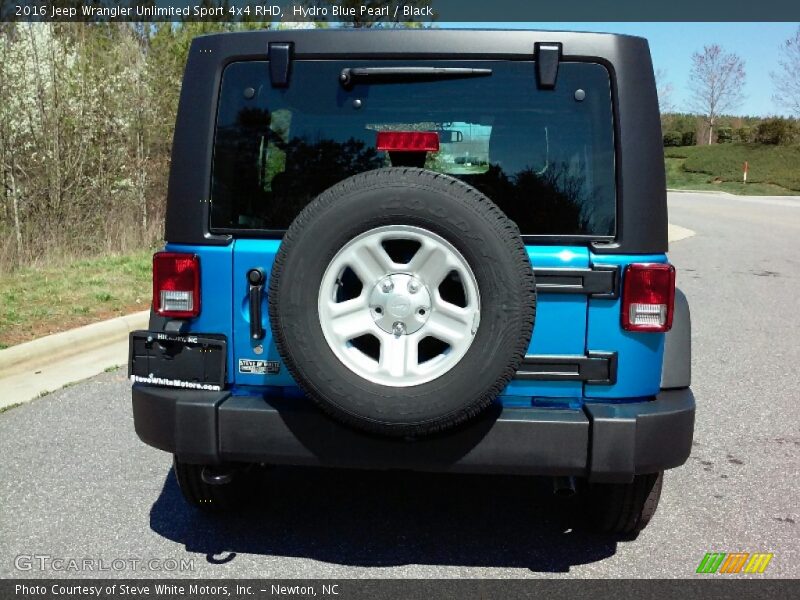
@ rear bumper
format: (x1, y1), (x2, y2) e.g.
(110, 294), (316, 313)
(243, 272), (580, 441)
(132, 385), (694, 483)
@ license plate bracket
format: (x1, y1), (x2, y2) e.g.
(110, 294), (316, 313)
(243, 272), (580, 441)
(128, 331), (226, 390)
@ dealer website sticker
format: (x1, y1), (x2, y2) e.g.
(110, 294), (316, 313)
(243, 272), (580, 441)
(238, 359), (280, 375)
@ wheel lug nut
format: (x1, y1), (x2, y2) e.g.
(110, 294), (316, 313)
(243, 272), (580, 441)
(408, 280), (420, 293)
(393, 322), (406, 336)
(381, 279), (394, 293)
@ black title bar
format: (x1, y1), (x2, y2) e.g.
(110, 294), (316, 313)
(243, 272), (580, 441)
(4, 0), (800, 22)
(4, 579), (800, 599)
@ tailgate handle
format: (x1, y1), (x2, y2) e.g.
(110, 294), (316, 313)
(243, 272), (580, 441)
(247, 269), (266, 341)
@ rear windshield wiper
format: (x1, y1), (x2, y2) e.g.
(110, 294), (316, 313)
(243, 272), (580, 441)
(339, 67), (492, 88)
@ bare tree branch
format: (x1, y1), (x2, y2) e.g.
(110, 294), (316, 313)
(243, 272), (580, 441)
(770, 26), (800, 117)
(655, 68), (675, 114)
(689, 45), (746, 144)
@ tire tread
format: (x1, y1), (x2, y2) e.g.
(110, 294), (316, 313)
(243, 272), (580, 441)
(584, 472), (663, 534)
(268, 168), (535, 437)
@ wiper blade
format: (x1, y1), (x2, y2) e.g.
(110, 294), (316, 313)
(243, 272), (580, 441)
(339, 67), (492, 88)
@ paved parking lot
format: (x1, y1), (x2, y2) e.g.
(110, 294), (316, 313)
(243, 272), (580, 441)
(1, 192), (798, 578)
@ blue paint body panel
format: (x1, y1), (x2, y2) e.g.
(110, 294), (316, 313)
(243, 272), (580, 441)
(171, 241), (669, 406)
(503, 246), (589, 399)
(585, 253), (667, 400)
(231, 239), (296, 387)
(165, 243), (235, 383)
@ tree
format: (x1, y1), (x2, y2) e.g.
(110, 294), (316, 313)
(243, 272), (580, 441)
(0, 22), (163, 268)
(655, 68), (675, 114)
(770, 26), (800, 117)
(754, 118), (796, 145)
(716, 127), (733, 143)
(688, 45), (746, 144)
(662, 131), (682, 147)
(655, 68), (676, 133)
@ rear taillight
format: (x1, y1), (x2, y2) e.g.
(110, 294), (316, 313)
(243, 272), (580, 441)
(153, 252), (200, 318)
(621, 263), (675, 332)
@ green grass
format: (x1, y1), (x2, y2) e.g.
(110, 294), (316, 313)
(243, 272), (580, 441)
(0, 402), (23, 414)
(0, 250), (154, 348)
(665, 144), (800, 195)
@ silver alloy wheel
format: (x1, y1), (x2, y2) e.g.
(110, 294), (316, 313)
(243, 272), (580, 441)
(318, 225), (481, 387)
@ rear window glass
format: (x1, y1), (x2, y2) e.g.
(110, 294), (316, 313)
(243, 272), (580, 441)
(210, 60), (616, 236)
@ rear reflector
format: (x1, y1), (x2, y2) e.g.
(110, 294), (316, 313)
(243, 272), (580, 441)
(621, 263), (675, 332)
(376, 131), (439, 152)
(153, 252), (200, 318)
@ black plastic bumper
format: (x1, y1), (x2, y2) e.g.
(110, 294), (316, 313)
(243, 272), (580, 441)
(132, 385), (694, 483)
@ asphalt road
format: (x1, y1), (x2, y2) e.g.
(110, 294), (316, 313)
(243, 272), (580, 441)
(1, 192), (798, 579)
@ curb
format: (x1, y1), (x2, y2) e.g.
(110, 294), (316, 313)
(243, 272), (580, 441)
(667, 188), (736, 196)
(668, 223), (696, 243)
(0, 310), (149, 378)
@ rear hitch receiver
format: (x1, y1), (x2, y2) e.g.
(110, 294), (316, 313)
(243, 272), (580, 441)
(201, 466), (235, 486)
(552, 476), (577, 498)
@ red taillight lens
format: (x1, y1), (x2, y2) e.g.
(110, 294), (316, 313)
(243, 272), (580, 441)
(153, 252), (200, 318)
(621, 263), (675, 332)
(376, 131), (440, 152)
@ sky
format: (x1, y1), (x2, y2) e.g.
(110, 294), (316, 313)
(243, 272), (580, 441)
(448, 22), (800, 117)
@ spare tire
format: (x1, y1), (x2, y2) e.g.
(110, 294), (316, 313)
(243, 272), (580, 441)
(268, 168), (535, 437)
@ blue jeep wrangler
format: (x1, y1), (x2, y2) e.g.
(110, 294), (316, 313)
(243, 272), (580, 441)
(130, 29), (694, 534)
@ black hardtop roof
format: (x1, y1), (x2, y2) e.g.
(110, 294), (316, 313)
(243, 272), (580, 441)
(194, 28), (650, 61)
(165, 27), (667, 254)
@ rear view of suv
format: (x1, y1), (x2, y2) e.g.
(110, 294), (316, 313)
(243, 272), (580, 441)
(130, 29), (694, 534)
